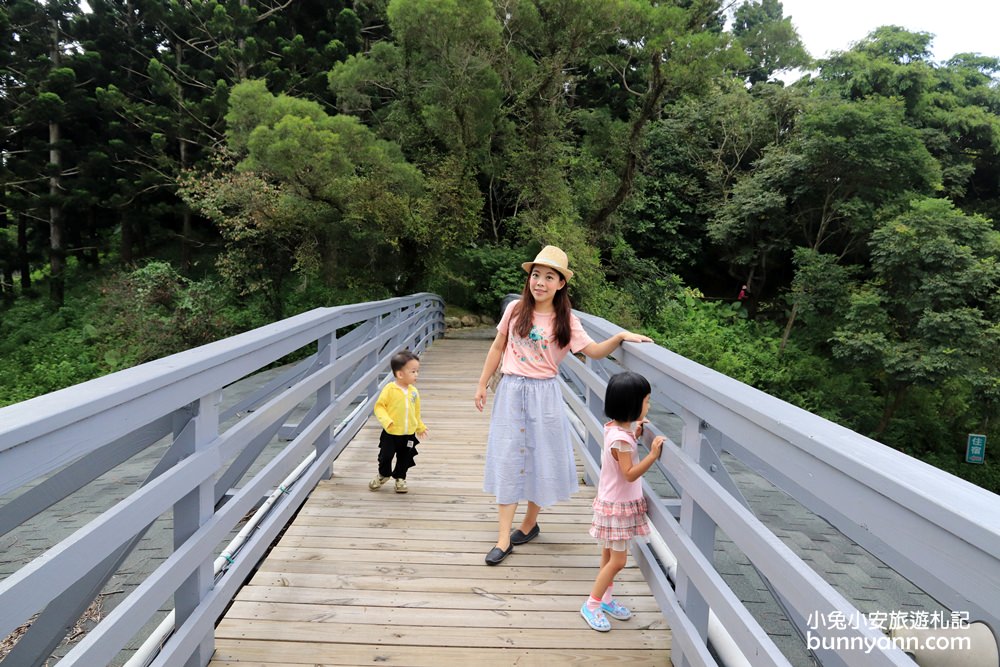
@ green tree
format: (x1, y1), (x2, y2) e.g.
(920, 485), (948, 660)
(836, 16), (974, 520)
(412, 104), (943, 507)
(712, 96), (940, 344)
(730, 0), (810, 85)
(815, 27), (1000, 218)
(832, 198), (1000, 440)
(181, 80), (466, 317)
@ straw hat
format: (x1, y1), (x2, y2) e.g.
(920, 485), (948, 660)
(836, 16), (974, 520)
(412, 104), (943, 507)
(522, 245), (573, 281)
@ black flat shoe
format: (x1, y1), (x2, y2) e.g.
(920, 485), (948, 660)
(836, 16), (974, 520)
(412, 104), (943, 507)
(485, 544), (513, 565)
(510, 524), (540, 545)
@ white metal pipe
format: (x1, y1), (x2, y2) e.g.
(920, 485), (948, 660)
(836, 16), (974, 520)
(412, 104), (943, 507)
(124, 401), (367, 667)
(889, 622), (999, 667)
(647, 524), (753, 667)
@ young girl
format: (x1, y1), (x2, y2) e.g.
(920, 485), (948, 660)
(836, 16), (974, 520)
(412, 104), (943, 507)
(473, 245), (653, 566)
(581, 371), (664, 631)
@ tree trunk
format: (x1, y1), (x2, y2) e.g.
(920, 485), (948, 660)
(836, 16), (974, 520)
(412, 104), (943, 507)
(49, 121), (65, 306)
(177, 42), (192, 270)
(121, 214), (134, 264)
(87, 208), (100, 268)
(779, 300), (798, 353)
(48, 19), (65, 306)
(179, 140), (191, 271)
(2, 265), (13, 303)
(874, 385), (909, 440)
(587, 55), (665, 231)
(17, 213), (30, 290)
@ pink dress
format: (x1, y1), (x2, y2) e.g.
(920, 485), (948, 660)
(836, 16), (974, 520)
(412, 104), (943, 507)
(589, 422), (651, 550)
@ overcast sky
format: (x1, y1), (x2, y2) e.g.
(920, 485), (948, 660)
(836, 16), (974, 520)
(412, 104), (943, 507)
(777, 0), (1000, 63)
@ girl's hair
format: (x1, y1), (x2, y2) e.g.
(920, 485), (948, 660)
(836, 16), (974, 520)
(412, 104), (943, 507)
(511, 265), (572, 347)
(390, 349), (419, 375)
(604, 371), (651, 423)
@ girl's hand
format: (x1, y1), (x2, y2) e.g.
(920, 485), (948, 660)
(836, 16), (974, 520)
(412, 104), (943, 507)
(474, 384), (487, 412)
(418, 428), (429, 438)
(650, 436), (665, 458)
(634, 418), (650, 439)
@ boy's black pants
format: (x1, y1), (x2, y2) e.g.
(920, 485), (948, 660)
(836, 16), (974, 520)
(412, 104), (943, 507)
(377, 430), (419, 479)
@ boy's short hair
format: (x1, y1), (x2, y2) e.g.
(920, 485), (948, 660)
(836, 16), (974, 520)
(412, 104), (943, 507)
(390, 349), (419, 375)
(604, 371), (651, 423)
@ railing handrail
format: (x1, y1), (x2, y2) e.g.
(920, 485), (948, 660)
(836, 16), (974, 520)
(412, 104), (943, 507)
(0, 292), (445, 667)
(0, 293), (441, 497)
(0, 293), (439, 440)
(552, 302), (999, 666)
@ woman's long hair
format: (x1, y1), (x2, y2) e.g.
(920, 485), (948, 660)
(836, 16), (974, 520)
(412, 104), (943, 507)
(510, 267), (572, 348)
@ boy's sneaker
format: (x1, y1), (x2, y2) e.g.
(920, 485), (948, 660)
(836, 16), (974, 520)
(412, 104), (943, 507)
(369, 475), (390, 491)
(601, 599), (632, 620)
(394, 478), (408, 493)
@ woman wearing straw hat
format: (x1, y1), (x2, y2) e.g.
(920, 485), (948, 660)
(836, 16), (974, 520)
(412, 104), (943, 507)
(474, 245), (653, 565)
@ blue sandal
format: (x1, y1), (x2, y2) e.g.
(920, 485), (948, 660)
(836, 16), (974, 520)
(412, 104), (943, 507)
(601, 599), (632, 620)
(580, 603), (611, 632)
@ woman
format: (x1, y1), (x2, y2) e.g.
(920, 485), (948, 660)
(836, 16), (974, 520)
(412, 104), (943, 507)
(473, 245), (652, 565)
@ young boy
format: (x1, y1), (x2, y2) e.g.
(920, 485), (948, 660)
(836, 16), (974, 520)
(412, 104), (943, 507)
(370, 350), (429, 493)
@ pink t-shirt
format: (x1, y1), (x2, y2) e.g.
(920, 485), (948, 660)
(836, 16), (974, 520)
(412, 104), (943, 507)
(497, 300), (594, 379)
(598, 422), (643, 503)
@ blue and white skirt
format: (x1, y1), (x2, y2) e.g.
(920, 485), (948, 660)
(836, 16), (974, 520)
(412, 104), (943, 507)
(483, 374), (579, 507)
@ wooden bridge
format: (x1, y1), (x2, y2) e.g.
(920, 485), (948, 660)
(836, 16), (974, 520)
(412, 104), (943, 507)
(210, 339), (670, 665)
(1, 294), (998, 667)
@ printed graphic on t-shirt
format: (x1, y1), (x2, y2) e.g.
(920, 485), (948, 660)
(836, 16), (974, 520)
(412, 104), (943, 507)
(512, 325), (550, 362)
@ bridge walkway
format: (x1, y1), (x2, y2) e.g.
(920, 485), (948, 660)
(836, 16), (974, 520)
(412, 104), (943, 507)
(209, 338), (672, 665)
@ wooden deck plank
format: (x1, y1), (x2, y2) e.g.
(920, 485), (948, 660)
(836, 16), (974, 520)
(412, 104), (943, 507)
(212, 640), (666, 665)
(209, 337), (671, 666)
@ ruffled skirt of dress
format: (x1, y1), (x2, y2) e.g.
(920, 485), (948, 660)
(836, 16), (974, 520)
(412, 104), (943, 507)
(589, 497), (651, 550)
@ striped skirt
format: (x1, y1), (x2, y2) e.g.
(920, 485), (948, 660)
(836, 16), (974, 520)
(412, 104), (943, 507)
(589, 497), (651, 550)
(483, 374), (579, 507)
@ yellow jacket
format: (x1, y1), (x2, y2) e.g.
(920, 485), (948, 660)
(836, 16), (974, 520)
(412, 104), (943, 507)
(374, 382), (427, 435)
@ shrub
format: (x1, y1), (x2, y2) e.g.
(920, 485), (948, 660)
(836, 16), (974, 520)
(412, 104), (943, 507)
(96, 261), (233, 366)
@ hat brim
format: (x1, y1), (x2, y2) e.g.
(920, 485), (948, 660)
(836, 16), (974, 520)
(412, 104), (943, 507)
(522, 260), (573, 281)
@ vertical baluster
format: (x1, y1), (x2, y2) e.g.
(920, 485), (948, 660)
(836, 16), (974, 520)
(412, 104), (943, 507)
(674, 408), (714, 667)
(316, 331), (337, 479)
(367, 315), (381, 400)
(172, 391), (220, 667)
(584, 356), (604, 486)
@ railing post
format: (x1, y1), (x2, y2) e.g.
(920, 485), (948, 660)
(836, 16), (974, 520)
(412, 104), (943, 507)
(172, 392), (220, 667)
(316, 332), (337, 480)
(674, 408), (713, 667)
(583, 356), (604, 485)
(393, 307), (404, 351)
(367, 315), (381, 400)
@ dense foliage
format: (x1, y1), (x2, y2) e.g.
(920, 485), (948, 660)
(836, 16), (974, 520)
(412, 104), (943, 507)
(2, 0), (998, 491)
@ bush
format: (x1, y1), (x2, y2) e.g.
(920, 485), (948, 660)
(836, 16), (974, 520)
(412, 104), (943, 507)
(649, 285), (881, 431)
(96, 261), (233, 367)
(426, 244), (527, 315)
(0, 290), (101, 406)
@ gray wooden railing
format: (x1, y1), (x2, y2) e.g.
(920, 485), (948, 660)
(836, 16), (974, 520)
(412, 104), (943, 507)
(4, 292), (998, 667)
(553, 302), (1000, 667)
(0, 293), (444, 667)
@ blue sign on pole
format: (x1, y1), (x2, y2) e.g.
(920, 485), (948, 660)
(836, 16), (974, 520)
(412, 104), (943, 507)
(966, 434), (986, 464)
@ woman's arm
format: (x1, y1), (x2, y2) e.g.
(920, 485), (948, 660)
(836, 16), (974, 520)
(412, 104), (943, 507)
(612, 436), (665, 482)
(474, 332), (507, 412)
(581, 331), (652, 360)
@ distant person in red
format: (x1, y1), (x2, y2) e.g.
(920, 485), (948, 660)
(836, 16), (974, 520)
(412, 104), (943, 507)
(737, 284), (750, 301)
